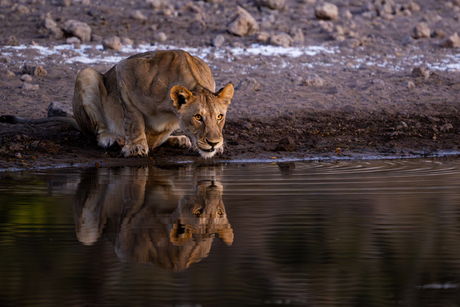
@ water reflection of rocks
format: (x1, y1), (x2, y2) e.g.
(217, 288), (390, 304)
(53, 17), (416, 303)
(73, 166), (233, 272)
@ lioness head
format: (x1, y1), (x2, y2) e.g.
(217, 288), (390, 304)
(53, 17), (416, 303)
(170, 83), (233, 158)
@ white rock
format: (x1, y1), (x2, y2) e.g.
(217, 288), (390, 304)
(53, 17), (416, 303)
(130, 10), (147, 20)
(22, 83), (39, 91)
(227, 6), (259, 37)
(315, 2), (338, 20)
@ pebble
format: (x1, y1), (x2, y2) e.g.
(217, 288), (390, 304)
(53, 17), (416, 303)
(315, 2), (338, 20)
(276, 136), (295, 152)
(236, 77), (261, 91)
(20, 74), (32, 82)
(257, 31), (270, 43)
(440, 123), (453, 132)
(412, 67), (430, 80)
(147, 0), (166, 10)
(41, 18), (57, 29)
(6, 36), (19, 46)
(22, 83), (39, 91)
(405, 81), (416, 89)
(302, 74), (324, 86)
(64, 19), (92, 42)
(154, 32), (167, 42)
(47, 101), (72, 117)
(120, 37), (134, 45)
(22, 64), (47, 76)
(227, 6), (259, 36)
(67, 37), (80, 44)
(14, 152), (23, 159)
(441, 33), (460, 48)
(412, 22), (430, 39)
(3, 69), (15, 78)
(49, 26), (64, 39)
(102, 36), (122, 51)
(270, 32), (294, 48)
(256, 0), (285, 11)
(14, 4), (30, 14)
(130, 10), (147, 20)
(211, 34), (225, 47)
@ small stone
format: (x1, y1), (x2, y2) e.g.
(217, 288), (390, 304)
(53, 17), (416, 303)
(49, 26), (64, 39)
(407, 1), (420, 11)
(64, 19), (92, 42)
(402, 35), (416, 46)
(302, 74), (324, 86)
(440, 123), (453, 132)
(14, 4), (30, 14)
(102, 36), (122, 51)
(405, 81), (416, 88)
(6, 36), (19, 46)
(66, 36), (80, 44)
(432, 29), (447, 39)
(290, 27), (305, 44)
(236, 77), (260, 91)
(41, 18), (57, 29)
(412, 67), (430, 79)
(422, 12), (442, 24)
(227, 6), (259, 37)
(343, 10), (353, 19)
(211, 34), (225, 47)
(91, 34), (102, 42)
(20, 74), (32, 82)
(14, 152), (23, 159)
(130, 10), (147, 20)
(30, 140), (40, 148)
(372, 79), (385, 88)
(315, 2), (338, 20)
(22, 83), (39, 91)
(120, 37), (134, 45)
(256, 0), (285, 11)
(4, 69), (15, 78)
(22, 64), (47, 76)
(318, 20), (334, 33)
(441, 32), (460, 48)
(276, 136), (295, 152)
(412, 22), (430, 39)
(257, 31), (270, 43)
(154, 32), (167, 42)
(270, 32), (294, 48)
(48, 101), (72, 117)
(147, 0), (166, 10)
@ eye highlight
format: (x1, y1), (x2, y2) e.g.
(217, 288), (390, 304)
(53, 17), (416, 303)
(217, 114), (223, 120)
(194, 114), (202, 121)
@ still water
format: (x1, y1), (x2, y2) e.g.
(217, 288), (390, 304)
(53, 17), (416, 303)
(1, 159), (460, 307)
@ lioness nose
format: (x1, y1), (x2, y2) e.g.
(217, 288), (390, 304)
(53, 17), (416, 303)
(206, 139), (219, 148)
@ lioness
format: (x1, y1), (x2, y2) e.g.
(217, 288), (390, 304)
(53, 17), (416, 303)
(1, 50), (233, 158)
(75, 50), (233, 158)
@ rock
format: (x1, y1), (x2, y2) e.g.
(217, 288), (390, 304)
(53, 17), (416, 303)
(406, 1), (420, 12)
(440, 123), (453, 132)
(4, 69), (15, 78)
(318, 20), (334, 33)
(120, 37), (134, 45)
(64, 20), (92, 42)
(236, 77), (260, 91)
(270, 32), (294, 47)
(290, 27), (305, 44)
(154, 32), (167, 42)
(22, 83), (39, 91)
(342, 38), (361, 48)
(91, 34), (102, 42)
(302, 74), (324, 86)
(49, 26), (64, 39)
(227, 6), (259, 37)
(6, 36), (19, 46)
(405, 81), (415, 89)
(276, 136), (295, 152)
(257, 31), (270, 43)
(102, 36), (122, 51)
(256, 0), (285, 11)
(66, 37), (80, 44)
(375, 0), (395, 15)
(130, 10), (147, 20)
(41, 18), (57, 29)
(441, 33), (460, 48)
(211, 34), (225, 47)
(20, 74), (32, 82)
(48, 101), (72, 117)
(147, 0), (166, 10)
(372, 79), (385, 88)
(412, 67), (430, 79)
(432, 29), (447, 39)
(315, 2), (338, 20)
(343, 10), (353, 19)
(422, 12), (442, 24)
(412, 22), (430, 39)
(22, 64), (47, 76)
(0, 0), (11, 7)
(402, 35), (416, 46)
(14, 4), (30, 14)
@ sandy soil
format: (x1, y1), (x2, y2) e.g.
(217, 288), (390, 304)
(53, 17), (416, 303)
(1, 0), (460, 171)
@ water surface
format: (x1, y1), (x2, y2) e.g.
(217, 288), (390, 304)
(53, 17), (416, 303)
(1, 159), (460, 306)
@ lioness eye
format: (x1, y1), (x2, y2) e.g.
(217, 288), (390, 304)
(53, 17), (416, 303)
(194, 209), (202, 216)
(194, 114), (202, 121)
(217, 114), (223, 120)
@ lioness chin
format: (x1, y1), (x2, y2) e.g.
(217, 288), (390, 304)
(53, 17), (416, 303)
(72, 50), (233, 158)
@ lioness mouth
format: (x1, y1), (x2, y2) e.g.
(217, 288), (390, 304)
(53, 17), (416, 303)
(200, 148), (215, 153)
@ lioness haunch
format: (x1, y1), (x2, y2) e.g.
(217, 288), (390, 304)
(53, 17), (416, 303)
(73, 50), (233, 158)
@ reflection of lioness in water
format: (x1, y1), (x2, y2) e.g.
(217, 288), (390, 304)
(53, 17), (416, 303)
(74, 50), (234, 158)
(73, 166), (233, 272)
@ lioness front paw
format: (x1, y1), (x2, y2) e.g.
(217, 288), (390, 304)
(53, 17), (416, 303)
(165, 135), (192, 149)
(121, 143), (149, 157)
(98, 133), (125, 148)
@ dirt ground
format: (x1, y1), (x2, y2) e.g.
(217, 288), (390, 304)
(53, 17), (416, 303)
(1, 0), (460, 171)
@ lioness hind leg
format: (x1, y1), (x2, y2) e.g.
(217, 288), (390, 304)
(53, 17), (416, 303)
(73, 67), (124, 148)
(163, 135), (192, 149)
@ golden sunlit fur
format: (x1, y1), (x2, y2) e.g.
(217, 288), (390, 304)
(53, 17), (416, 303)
(72, 50), (234, 158)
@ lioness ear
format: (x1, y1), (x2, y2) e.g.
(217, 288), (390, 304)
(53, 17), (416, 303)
(216, 83), (234, 106)
(170, 85), (193, 111)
